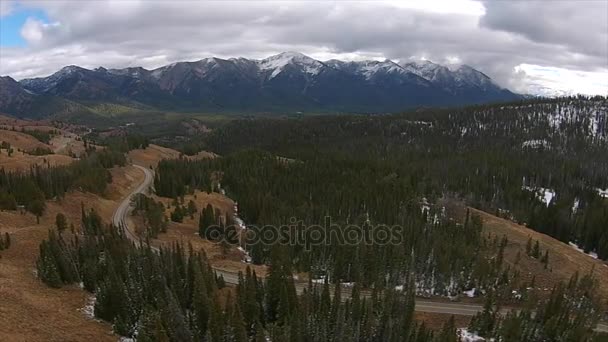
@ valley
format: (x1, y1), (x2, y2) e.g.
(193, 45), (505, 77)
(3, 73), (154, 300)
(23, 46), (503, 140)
(0, 96), (607, 341)
(1, 1), (605, 340)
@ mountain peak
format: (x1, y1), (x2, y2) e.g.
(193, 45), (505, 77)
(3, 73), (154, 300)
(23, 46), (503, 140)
(266, 51), (312, 60)
(12, 51), (519, 113)
(259, 51), (324, 78)
(57, 65), (88, 75)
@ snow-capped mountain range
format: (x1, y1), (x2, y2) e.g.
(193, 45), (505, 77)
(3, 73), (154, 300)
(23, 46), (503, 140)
(3, 52), (519, 115)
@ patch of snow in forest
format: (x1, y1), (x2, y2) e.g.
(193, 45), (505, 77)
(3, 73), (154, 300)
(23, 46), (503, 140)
(458, 328), (492, 341)
(420, 197), (431, 214)
(568, 242), (599, 260)
(79, 295), (96, 319)
(522, 186), (555, 206)
(522, 139), (549, 149)
(234, 216), (246, 230)
(237, 246), (252, 263)
(572, 198), (580, 213)
(463, 288), (476, 298)
(511, 290), (522, 300)
(312, 276), (327, 284)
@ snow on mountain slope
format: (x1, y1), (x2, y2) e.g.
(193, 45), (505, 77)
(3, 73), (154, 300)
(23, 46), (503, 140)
(402, 60), (500, 90)
(402, 60), (448, 81)
(11, 52), (521, 113)
(258, 52), (325, 79)
(20, 65), (87, 93)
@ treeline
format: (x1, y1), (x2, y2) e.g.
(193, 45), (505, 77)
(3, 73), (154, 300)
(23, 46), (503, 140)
(0, 141), (54, 156)
(36, 210), (452, 341)
(469, 273), (603, 341)
(19, 127), (58, 144)
(27, 146), (54, 156)
(132, 193), (168, 238)
(37, 209), (606, 341)
(0, 148), (126, 220)
(155, 152), (522, 298)
(201, 97), (608, 259)
(92, 134), (150, 153)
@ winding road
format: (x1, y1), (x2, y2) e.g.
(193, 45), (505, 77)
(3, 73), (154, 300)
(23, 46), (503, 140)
(112, 164), (608, 333)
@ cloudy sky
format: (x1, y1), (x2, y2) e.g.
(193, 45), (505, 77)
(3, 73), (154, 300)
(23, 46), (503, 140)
(0, 0), (606, 95)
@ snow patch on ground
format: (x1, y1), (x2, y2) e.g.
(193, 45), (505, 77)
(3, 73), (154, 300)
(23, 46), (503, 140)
(79, 295), (96, 319)
(237, 246), (252, 263)
(522, 139), (550, 149)
(568, 242), (599, 259)
(312, 276), (327, 284)
(463, 288), (476, 298)
(458, 328), (492, 341)
(572, 198), (580, 213)
(522, 186), (555, 206)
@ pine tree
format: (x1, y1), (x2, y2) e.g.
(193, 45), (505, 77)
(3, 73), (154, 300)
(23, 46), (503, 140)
(199, 204), (216, 239)
(36, 240), (62, 288)
(55, 213), (67, 232)
(541, 250), (549, 268)
(532, 240), (541, 259)
(525, 237), (532, 256)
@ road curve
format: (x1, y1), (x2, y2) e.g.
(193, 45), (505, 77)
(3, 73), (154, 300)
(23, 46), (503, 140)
(113, 164), (608, 333)
(112, 164), (155, 244)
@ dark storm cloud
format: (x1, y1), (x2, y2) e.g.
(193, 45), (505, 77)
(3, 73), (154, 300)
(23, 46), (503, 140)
(479, 0), (608, 59)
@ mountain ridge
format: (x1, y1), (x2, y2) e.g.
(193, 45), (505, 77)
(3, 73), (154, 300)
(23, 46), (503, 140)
(1, 52), (520, 119)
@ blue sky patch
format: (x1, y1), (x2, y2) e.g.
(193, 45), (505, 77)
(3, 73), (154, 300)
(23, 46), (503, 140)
(1, 8), (50, 47)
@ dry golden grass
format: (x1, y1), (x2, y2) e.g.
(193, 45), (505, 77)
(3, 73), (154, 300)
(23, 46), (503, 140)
(0, 129), (51, 151)
(128, 144), (182, 168)
(129, 145), (255, 274)
(0, 149), (74, 172)
(128, 144), (217, 169)
(147, 190), (267, 277)
(470, 207), (608, 304)
(49, 133), (90, 157)
(0, 126), (86, 171)
(0, 165), (145, 341)
(414, 312), (471, 331)
(190, 150), (218, 160)
(0, 114), (56, 132)
(0, 205), (112, 342)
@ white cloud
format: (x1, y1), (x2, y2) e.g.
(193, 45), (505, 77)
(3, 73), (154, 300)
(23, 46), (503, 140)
(384, 0), (485, 15)
(0, 0), (15, 17)
(514, 64), (608, 96)
(20, 17), (61, 44)
(0, 0), (605, 95)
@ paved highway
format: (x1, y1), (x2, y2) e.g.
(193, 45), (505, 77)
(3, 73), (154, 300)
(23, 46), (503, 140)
(111, 164), (155, 244)
(113, 164), (608, 333)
